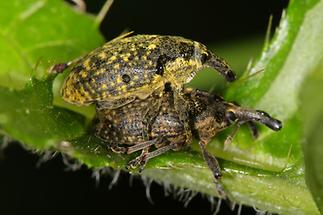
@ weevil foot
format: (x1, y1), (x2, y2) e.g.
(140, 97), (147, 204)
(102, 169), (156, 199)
(126, 156), (147, 172)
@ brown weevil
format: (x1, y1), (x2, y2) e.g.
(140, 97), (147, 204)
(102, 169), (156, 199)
(95, 87), (282, 197)
(55, 34), (236, 109)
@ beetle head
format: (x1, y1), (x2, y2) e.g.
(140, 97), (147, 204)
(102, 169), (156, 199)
(187, 89), (282, 133)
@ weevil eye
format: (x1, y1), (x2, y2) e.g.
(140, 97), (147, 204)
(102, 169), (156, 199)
(201, 51), (211, 64)
(201, 53), (209, 64)
(226, 111), (237, 124)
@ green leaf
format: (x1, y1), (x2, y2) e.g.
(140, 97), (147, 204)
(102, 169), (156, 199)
(1, 0), (322, 214)
(301, 66), (323, 213)
(304, 113), (323, 214)
(0, 77), (85, 149)
(0, 0), (104, 89)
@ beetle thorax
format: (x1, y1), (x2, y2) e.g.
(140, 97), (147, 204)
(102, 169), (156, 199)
(164, 57), (203, 87)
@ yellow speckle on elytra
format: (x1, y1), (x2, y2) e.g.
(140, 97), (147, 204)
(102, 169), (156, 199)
(80, 72), (87, 78)
(83, 58), (91, 69)
(79, 86), (91, 98)
(147, 44), (156, 50)
(95, 69), (105, 76)
(64, 90), (71, 97)
(83, 91), (90, 98)
(102, 92), (108, 98)
(79, 86), (85, 93)
(98, 52), (107, 59)
(113, 64), (120, 69)
(121, 85), (127, 92)
(129, 81), (135, 86)
(101, 84), (108, 90)
(73, 91), (83, 102)
(109, 56), (117, 61)
(116, 76), (123, 84)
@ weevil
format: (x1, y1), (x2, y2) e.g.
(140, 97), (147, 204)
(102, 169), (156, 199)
(94, 87), (282, 197)
(54, 34), (236, 110)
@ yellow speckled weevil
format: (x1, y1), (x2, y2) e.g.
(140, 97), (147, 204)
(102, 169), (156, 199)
(53, 34), (236, 109)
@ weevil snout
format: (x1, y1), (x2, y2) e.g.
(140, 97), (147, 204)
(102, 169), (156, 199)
(224, 105), (282, 131)
(202, 52), (236, 82)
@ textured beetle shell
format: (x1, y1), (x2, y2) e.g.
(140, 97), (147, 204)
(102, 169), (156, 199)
(95, 96), (157, 144)
(95, 91), (186, 145)
(61, 34), (210, 106)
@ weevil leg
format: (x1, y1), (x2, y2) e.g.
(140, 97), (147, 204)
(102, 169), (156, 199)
(224, 123), (241, 145)
(199, 141), (227, 199)
(106, 137), (158, 155)
(126, 138), (163, 154)
(127, 143), (178, 172)
(247, 121), (259, 139)
(126, 148), (150, 171)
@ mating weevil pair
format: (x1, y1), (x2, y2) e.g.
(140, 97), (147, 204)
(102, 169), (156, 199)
(54, 34), (282, 198)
